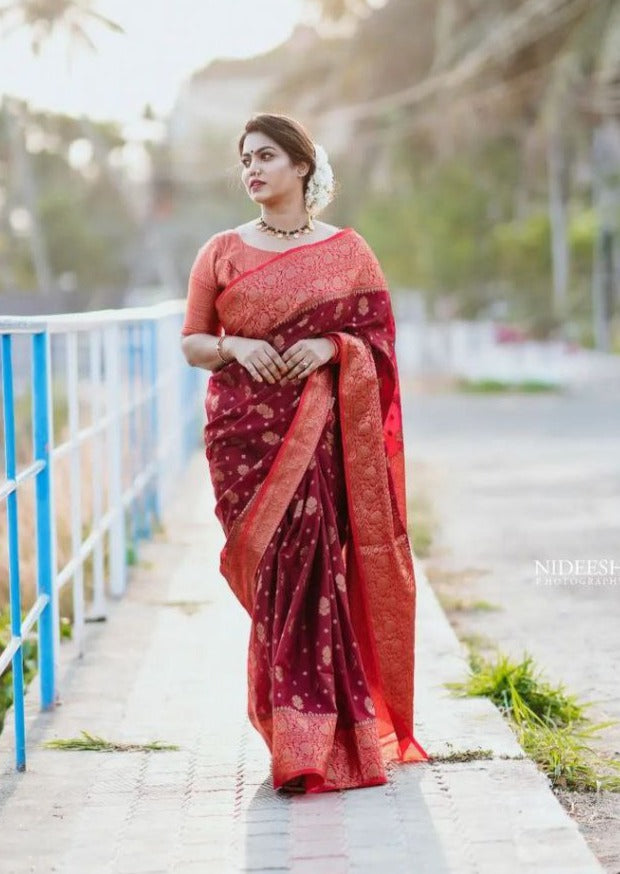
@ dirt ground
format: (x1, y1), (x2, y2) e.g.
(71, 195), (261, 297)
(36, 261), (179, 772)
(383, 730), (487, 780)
(403, 376), (620, 873)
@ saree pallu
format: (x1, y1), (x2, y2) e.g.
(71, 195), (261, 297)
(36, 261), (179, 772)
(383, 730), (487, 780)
(205, 227), (428, 792)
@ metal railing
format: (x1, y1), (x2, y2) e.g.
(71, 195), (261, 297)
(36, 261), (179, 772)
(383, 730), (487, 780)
(0, 301), (204, 771)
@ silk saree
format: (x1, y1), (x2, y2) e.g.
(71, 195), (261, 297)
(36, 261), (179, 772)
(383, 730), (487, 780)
(202, 227), (428, 792)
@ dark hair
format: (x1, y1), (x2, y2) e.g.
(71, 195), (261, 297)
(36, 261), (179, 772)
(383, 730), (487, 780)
(237, 112), (316, 198)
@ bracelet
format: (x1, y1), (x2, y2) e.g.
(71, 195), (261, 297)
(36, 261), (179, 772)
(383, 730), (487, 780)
(326, 335), (339, 362)
(216, 334), (232, 363)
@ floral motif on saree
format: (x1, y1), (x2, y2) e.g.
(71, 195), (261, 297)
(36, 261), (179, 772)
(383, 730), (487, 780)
(203, 227), (428, 792)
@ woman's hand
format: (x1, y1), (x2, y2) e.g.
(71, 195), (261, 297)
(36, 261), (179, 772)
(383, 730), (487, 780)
(280, 337), (336, 384)
(223, 336), (288, 384)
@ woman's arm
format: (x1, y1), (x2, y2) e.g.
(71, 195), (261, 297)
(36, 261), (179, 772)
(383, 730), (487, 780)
(181, 235), (228, 371)
(181, 333), (233, 372)
(181, 334), (290, 385)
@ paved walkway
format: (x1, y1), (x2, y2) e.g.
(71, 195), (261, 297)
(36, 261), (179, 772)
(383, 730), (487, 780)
(0, 451), (604, 873)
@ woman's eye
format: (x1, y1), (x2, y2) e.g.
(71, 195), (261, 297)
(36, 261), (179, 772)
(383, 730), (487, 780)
(241, 153), (272, 167)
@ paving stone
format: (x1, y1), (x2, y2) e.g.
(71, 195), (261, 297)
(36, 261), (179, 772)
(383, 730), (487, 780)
(0, 453), (606, 874)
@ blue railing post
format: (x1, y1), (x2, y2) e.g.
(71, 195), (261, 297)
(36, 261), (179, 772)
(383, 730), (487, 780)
(1, 334), (27, 770)
(148, 319), (161, 528)
(1, 302), (193, 770)
(32, 331), (56, 712)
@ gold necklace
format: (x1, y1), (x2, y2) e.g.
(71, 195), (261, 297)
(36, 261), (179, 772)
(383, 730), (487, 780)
(255, 215), (314, 239)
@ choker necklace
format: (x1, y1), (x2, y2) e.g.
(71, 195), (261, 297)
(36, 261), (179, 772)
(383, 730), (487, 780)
(255, 215), (314, 239)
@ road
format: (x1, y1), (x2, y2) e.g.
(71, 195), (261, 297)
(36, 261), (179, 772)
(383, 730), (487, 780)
(403, 378), (620, 872)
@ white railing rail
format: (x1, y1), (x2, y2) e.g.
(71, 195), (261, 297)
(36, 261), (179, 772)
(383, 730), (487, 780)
(0, 300), (204, 771)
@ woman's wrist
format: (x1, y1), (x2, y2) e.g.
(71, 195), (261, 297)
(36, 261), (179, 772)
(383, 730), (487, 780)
(325, 335), (339, 362)
(217, 334), (236, 364)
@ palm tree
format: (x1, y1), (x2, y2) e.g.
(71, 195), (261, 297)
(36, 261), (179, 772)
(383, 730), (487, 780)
(0, 0), (123, 54)
(0, 1), (124, 293)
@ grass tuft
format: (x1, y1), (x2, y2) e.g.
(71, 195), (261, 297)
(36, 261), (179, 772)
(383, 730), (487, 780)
(439, 594), (501, 613)
(431, 747), (495, 763)
(447, 650), (588, 725)
(456, 378), (561, 393)
(43, 729), (179, 752)
(446, 649), (620, 791)
(407, 492), (436, 558)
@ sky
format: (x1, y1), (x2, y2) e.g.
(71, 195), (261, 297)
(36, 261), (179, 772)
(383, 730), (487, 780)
(0, 0), (308, 123)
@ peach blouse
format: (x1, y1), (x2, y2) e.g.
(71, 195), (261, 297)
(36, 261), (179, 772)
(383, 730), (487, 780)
(181, 229), (341, 361)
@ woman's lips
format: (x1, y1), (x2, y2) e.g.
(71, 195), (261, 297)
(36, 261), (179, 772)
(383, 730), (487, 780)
(250, 181), (265, 191)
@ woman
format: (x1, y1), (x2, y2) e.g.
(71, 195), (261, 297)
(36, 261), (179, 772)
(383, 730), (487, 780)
(180, 112), (428, 794)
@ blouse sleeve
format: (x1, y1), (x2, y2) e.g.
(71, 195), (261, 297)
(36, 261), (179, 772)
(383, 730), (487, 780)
(180, 235), (223, 337)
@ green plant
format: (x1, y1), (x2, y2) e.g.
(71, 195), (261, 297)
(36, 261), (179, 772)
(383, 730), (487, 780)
(0, 608), (38, 734)
(0, 607), (72, 734)
(407, 492), (435, 559)
(446, 649), (620, 791)
(456, 378), (561, 393)
(44, 729), (179, 752)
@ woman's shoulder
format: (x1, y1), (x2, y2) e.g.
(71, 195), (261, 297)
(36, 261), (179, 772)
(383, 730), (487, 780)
(197, 227), (239, 252)
(343, 225), (366, 243)
(342, 228), (386, 284)
(190, 229), (242, 272)
(343, 226), (377, 257)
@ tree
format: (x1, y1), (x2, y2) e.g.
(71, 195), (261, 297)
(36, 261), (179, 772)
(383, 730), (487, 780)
(0, 0), (123, 54)
(309, 0), (619, 341)
(0, 0), (124, 293)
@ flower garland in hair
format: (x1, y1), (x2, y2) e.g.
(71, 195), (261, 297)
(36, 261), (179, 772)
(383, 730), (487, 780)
(304, 142), (335, 216)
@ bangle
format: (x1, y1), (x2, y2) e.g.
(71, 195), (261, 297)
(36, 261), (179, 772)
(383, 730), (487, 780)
(326, 335), (339, 362)
(217, 334), (232, 363)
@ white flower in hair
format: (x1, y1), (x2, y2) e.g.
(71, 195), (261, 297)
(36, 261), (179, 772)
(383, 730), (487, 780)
(304, 142), (335, 216)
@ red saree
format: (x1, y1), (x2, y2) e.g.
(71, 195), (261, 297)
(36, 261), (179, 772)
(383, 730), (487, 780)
(203, 227), (428, 792)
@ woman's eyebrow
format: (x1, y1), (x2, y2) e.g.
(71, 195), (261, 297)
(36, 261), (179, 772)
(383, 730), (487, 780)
(241, 146), (274, 158)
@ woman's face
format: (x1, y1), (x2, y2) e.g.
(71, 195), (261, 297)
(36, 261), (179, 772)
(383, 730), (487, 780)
(240, 132), (309, 207)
